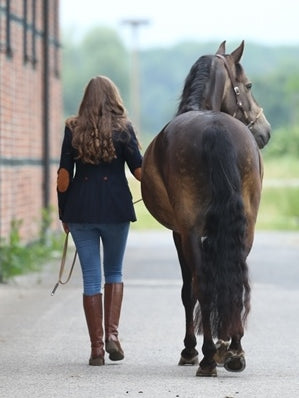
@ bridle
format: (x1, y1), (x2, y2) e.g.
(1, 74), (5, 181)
(216, 54), (263, 129)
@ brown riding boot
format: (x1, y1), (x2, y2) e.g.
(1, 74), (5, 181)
(83, 293), (105, 366)
(104, 283), (124, 361)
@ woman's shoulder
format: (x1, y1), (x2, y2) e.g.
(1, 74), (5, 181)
(65, 116), (77, 133)
(125, 121), (136, 135)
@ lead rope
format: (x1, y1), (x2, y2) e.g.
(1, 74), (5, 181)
(133, 198), (143, 205)
(51, 198), (143, 296)
(51, 232), (77, 296)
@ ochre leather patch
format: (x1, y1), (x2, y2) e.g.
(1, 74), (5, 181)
(57, 168), (70, 192)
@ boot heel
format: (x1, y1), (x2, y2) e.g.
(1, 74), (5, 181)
(106, 339), (124, 361)
(89, 356), (105, 366)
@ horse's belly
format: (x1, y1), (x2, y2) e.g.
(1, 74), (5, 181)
(141, 143), (177, 230)
(141, 171), (176, 230)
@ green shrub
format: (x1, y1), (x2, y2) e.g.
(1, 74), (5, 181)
(0, 211), (64, 283)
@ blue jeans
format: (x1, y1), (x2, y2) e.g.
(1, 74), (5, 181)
(69, 222), (130, 296)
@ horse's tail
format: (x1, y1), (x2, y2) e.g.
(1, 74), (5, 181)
(195, 125), (250, 338)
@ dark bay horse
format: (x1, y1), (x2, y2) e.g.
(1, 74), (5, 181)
(141, 41), (271, 377)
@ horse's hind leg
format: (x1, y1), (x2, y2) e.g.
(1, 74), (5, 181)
(214, 339), (230, 367)
(222, 226), (252, 373)
(213, 324), (231, 367)
(173, 232), (198, 366)
(224, 326), (246, 372)
(195, 299), (217, 377)
(214, 304), (246, 372)
(213, 331), (244, 369)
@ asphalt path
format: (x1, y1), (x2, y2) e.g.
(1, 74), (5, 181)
(0, 230), (298, 398)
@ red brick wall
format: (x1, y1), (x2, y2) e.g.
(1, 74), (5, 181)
(0, 0), (62, 241)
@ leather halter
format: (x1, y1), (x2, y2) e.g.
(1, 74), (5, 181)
(215, 54), (263, 129)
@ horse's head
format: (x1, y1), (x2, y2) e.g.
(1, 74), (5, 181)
(209, 41), (271, 148)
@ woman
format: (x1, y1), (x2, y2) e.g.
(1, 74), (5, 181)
(57, 76), (142, 366)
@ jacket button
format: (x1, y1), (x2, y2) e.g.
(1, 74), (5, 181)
(103, 176), (108, 181)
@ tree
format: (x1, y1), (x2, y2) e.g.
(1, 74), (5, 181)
(62, 27), (130, 119)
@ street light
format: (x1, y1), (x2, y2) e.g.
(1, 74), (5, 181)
(121, 18), (149, 136)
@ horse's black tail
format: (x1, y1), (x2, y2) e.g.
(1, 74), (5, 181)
(195, 125), (251, 338)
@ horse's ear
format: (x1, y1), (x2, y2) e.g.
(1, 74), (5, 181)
(215, 41), (226, 55)
(230, 41), (245, 63)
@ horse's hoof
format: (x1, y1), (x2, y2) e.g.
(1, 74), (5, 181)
(224, 352), (246, 372)
(178, 355), (199, 366)
(214, 340), (230, 367)
(196, 365), (217, 377)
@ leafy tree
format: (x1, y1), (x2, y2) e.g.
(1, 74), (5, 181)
(62, 27), (130, 119)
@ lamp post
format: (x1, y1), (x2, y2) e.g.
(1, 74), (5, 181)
(122, 18), (149, 136)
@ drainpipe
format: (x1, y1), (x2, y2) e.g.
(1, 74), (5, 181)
(42, 0), (50, 210)
(42, 0), (50, 239)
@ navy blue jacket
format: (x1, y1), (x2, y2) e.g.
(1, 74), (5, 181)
(57, 124), (142, 223)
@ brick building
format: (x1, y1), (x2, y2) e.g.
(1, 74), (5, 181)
(0, 0), (62, 241)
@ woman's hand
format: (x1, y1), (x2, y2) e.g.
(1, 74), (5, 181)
(133, 167), (142, 181)
(62, 222), (69, 234)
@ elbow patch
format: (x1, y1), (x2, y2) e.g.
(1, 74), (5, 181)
(57, 168), (70, 192)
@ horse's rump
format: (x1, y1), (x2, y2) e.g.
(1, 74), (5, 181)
(142, 111), (261, 232)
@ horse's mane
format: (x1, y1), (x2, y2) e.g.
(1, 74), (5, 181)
(176, 55), (213, 115)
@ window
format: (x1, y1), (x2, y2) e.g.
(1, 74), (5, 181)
(52, 0), (60, 76)
(23, 0), (37, 66)
(0, 0), (13, 57)
(23, 0), (28, 61)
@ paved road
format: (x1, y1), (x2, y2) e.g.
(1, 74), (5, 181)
(0, 231), (298, 398)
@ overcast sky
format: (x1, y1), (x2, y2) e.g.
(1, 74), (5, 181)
(60, 0), (299, 49)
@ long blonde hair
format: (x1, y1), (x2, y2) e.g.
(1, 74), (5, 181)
(66, 76), (129, 164)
